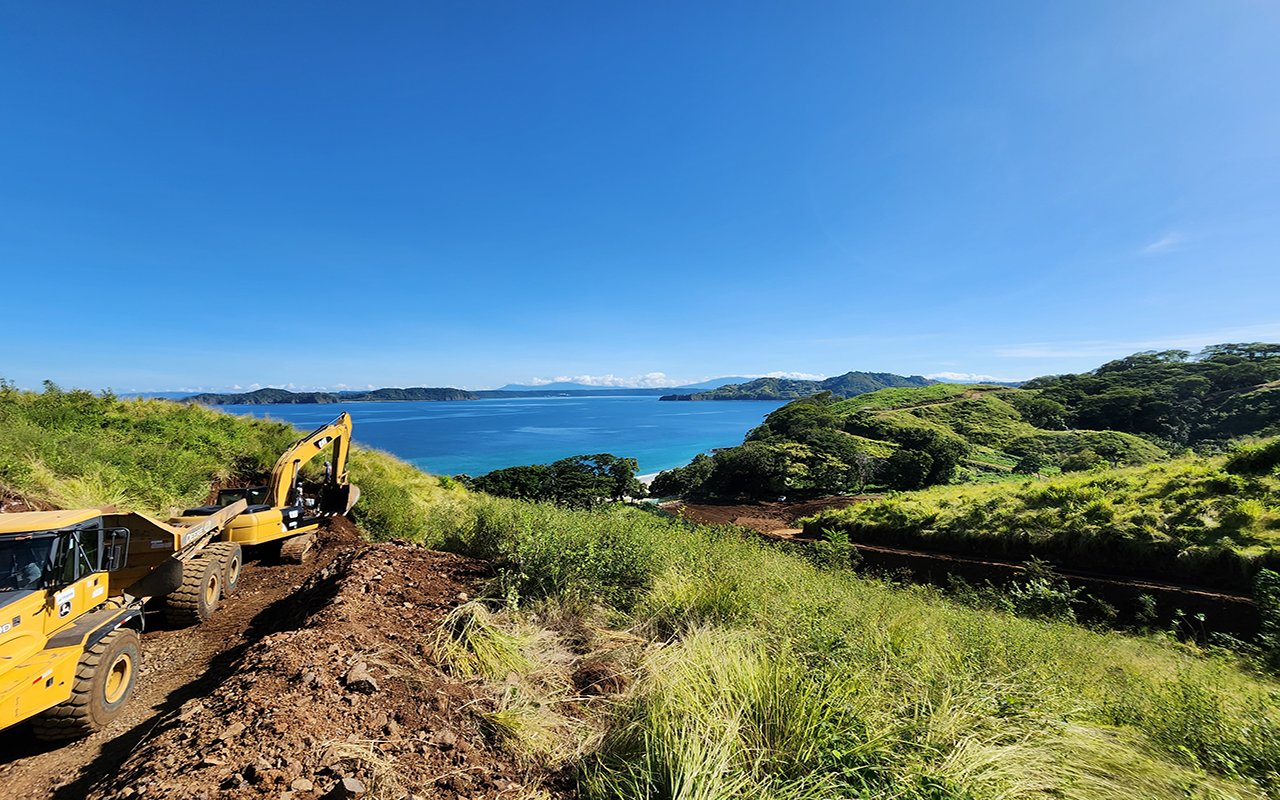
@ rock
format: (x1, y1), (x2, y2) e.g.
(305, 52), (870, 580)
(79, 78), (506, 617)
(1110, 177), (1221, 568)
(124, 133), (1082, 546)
(219, 722), (246, 740)
(290, 778), (315, 792)
(343, 662), (379, 694)
(428, 729), (457, 750)
(441, 774), (472, 793)
(456, 592), (469, 602)
(244, 757), (272, 783)
(326, 776), (366, 798)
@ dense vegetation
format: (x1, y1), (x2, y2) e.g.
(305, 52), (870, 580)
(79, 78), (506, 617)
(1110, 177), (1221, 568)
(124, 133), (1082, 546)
(808, 442), (1280, 589)
(184, 386), (478, 404)
(463, 453), (647, 508)
(662, 370), (935, 401)
(1023, 343), (1280, 447)
(653, 343), (1280, 501)
(0, 380), (299, 514)
(4, 384), (1280, 798)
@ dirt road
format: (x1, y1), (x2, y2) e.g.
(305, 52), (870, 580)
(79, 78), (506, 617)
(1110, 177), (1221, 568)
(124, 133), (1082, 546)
(0, 518), (562, 800)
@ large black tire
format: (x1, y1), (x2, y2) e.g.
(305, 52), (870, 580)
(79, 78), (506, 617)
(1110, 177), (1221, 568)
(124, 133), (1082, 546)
(279, 533), (316, 564)
(206, 542), (243, 595)
(32, 628), (141, 741)
(165, 554), (222, 626)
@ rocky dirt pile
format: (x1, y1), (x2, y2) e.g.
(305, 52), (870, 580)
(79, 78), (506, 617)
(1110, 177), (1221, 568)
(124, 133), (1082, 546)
(86, 528), (576, 800)
(662, 495), (874, 537)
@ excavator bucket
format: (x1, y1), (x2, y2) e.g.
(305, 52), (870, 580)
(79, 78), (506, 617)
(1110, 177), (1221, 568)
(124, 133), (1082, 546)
(322, 483), (360, 516)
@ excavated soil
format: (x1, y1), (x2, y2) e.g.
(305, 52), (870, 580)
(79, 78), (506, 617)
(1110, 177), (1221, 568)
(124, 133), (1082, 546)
(664, 497), (1260, 637)
(661, 495), (877, 537)
(0, 518), (575, 800)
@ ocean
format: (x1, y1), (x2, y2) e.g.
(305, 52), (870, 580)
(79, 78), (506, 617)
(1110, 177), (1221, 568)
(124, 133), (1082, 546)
(218, 396), (787, 477)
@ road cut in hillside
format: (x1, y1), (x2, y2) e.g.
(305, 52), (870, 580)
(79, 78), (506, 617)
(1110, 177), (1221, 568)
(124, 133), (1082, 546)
(665, 497), (1260, 638)
(0, 518), (578, 800)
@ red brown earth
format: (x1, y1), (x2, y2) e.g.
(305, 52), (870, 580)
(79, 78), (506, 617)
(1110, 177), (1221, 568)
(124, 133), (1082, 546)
(664, 497), (1260, 638)
(0, 518), (580, 800)
(660, 495), (875, 538)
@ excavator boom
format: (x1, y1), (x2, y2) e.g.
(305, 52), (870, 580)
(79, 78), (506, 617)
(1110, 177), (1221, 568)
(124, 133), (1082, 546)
(267, 412), (355, 510)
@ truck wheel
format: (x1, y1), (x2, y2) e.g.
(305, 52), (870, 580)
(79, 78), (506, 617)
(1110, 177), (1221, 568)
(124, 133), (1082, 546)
(32, 628), (141, 741)
(279, 533), (316, 564)
(165, 554), (222, 626)
(206, 542), (243, 595)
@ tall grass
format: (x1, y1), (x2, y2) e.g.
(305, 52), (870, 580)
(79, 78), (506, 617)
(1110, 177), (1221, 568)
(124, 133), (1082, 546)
(369, 458), (1280, 797)
(0, 385), (297, 515)
(607, 531), (1280, 799)
(808, 451), (1280, 587)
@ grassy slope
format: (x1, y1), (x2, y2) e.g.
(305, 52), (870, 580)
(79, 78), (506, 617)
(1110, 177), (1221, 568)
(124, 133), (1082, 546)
(3, 387), (1278, 799)
(807, 451), (1280, 587)
(833, 383), (1168, 475)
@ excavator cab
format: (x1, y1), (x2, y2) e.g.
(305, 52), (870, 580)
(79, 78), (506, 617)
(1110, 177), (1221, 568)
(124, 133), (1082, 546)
(173, 413), (358, 561)
(184, 486), (273, 517)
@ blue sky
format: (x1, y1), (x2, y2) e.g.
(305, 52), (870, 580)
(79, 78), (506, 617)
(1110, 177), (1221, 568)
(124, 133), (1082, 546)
(2, 1), (1278, 392)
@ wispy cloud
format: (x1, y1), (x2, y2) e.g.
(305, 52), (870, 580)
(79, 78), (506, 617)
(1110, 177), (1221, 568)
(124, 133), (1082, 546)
(1141, 232), (1184, 254)
(997, 322), (1280, 360)
(516, 370), (828, 388)
(926, 371), (1012, 383)
(753, 371), (826, 381)
(525, 373), (681, 388)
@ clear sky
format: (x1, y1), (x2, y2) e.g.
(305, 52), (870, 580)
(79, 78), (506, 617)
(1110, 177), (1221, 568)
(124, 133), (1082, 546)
(2, 1), (1278, 392)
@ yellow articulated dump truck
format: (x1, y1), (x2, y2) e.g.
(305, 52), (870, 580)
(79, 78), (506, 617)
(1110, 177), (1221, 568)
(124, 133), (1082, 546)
(0, 500), (245, 741)
(174, 412), (359, 563)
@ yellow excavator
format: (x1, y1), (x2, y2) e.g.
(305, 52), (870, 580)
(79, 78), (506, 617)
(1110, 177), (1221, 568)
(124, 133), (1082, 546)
(0, 501), (246, 740)
(174, 412), (360, 562)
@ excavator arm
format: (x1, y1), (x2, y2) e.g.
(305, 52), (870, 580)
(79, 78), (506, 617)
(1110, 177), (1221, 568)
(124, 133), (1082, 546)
(267, 412), (358, 513)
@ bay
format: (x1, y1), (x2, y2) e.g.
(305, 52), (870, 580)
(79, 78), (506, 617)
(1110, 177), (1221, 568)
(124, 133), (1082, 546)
(219, 396), (787, 477)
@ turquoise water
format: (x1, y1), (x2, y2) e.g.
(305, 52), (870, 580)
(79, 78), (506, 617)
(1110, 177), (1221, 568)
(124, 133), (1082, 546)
(221, 396), (786, 477)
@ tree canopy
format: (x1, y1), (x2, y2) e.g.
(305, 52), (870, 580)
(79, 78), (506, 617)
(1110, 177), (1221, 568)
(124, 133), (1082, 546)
(469, 453), (646, 508)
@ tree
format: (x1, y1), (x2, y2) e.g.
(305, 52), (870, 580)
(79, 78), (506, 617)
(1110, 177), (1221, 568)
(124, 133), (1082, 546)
(471, 453), (646, 507)
(703, 442), (789, 498)
(848, 452), (884, 493)
(550, 454), (647, 507)
(1013, 452), (1047, 475)
(650, 453), (714, 498)
(886, 449), (933, 490)
(469, 464), (553, 501)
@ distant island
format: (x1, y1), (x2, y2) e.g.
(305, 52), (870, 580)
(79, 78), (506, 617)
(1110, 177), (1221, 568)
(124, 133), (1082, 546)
(661, 371), (936, 401)
(180, 373), (956, 406)
(181, 378), (758, 405)
(184, 387), (479, 405)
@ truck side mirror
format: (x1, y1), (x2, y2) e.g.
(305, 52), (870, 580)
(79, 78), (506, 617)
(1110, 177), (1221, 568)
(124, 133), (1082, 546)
(102, 528), (130, 571)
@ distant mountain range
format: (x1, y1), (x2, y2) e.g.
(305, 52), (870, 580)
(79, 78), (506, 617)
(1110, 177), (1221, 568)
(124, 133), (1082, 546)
(166, 374), (944, 406)
(183, 387), (478, 405)
(661, 371), (935, 401)
(494, 378), (750, 392)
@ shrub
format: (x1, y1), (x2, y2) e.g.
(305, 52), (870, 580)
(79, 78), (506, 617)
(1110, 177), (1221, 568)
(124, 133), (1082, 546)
(1225, 438), (1280, 476)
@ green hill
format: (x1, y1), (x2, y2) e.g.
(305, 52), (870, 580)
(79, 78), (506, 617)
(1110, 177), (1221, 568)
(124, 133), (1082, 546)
(1024, 343), (1280, 446)
(651, 343), (1280, 502)
(667, 370), (934, 401)
(806, 439), (1280, 590)
(184, 386), (478, 405)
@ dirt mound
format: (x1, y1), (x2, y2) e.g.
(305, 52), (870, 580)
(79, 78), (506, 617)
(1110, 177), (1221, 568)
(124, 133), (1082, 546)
(87, 540), (570, 800)
(662, 495), (875, 537)
(1, 518), (577, 800)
